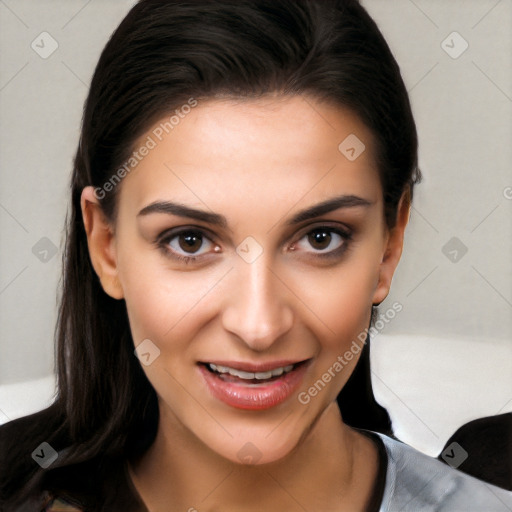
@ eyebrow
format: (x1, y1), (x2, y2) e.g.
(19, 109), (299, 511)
(137, 194), (372, 228)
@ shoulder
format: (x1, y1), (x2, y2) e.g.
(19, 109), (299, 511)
(372, 431), (512, 511)
(0, 402), (66, 458)
(437, 412), (512, 490)
(0, 405), (58, 478)
(1, 412), (144, 511)
(0, 404), (67, 510)
(1, 403), (152, 511)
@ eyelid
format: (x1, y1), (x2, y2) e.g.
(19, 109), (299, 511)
(155, 225), (216, 243)
(293, 221), (352, 240)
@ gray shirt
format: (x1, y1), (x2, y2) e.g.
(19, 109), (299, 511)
(372, 431), (512, 511)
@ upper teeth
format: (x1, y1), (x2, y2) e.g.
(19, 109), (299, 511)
(208, 363), (294, 380)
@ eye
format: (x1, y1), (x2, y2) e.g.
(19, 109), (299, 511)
(291, 226), (352, 259)
(157, 228), (217, 263)
(156, 225), (352, 264)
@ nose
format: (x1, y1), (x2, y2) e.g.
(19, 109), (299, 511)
(221, 254), (294, 352)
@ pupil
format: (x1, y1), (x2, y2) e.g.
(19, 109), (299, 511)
(309, 230), (331, 250)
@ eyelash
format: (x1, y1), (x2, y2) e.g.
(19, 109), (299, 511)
(156, 225), (353, 264)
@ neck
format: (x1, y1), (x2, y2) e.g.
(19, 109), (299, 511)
(128, 402), (379, 512)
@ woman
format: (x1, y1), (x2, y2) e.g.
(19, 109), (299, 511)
(1, 1), (510, 510)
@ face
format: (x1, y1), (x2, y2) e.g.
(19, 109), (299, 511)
(81, 94), (408, 465)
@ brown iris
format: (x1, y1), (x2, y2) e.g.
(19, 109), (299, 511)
(308, 229), (332, 251)
(178, 231), (203, 253)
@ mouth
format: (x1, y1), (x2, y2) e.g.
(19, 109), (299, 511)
(198, 359), (311, 410)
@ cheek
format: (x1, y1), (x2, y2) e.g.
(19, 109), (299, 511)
(294, 258), (380, 406)
(120, 267), (216, 408)
(298, 253), (381, 352)
(121, 263), (216, 349)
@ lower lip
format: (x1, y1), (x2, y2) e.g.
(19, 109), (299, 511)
(199, 362), (309, 410)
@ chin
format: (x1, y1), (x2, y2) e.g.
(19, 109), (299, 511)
(214, 435), (301, 466)
(200, 409), (316, 467)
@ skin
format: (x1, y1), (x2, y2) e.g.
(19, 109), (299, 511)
(81, 94), (410, 511)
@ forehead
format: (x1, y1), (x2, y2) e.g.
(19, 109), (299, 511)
(117, 94), (381, 214)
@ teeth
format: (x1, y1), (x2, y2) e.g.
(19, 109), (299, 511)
(255, 371), (272, 380)
(208, 363), (296, 380)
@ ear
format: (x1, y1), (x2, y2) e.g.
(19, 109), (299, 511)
(372, 190), (411, 305)
(80, 186), (124, 300)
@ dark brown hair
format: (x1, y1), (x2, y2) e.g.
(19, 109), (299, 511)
(1, 0), (420, 508)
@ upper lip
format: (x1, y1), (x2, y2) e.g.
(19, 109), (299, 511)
(199, 359), (310, 372)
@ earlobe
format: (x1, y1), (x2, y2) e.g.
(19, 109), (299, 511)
(372, 191), (411, 305)
(80, 186), (124, 300)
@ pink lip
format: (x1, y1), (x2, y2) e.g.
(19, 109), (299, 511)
(198, 360), (310, 411)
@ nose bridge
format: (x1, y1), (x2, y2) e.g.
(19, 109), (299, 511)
(222, 251), (293, 351)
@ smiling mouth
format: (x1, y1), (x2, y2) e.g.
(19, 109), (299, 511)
(202, 360), (308, 384)
(198, 359), (311, 410)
